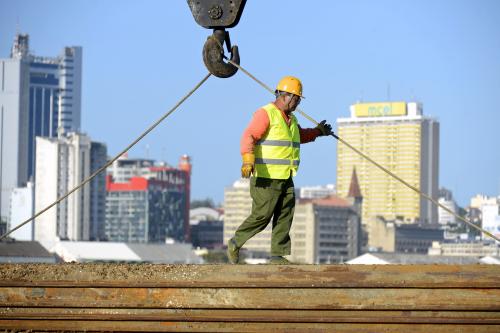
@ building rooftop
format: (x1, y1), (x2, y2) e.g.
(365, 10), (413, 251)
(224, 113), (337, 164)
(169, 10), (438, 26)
(0, 240), (56, 263)
(347, 252), (483, 265)
(299, 195), (352, 208)
(50, 241), (203, 264)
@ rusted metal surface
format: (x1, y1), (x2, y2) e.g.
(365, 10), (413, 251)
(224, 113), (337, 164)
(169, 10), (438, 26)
(1, 287), (500, 310)
(1, 308), (500, 324)
(2, 321), (500, 332)
(1, 263), (499, 288)
(1, 264), (499, 332)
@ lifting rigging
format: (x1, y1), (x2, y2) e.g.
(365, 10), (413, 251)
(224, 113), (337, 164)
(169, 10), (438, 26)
(186, 0), (247, 78)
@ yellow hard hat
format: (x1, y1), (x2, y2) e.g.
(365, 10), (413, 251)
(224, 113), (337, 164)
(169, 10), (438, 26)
(276, 76), (304, 98)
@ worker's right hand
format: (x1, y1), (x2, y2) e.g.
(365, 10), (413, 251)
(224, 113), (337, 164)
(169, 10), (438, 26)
(241, 153), (255, 178)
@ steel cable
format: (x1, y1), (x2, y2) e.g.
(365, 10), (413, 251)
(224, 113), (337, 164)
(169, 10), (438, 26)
(227, 59), (500, 243)
(0, 73), (211, 241)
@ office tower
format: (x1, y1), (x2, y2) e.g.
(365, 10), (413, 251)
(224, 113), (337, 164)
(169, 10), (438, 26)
(34, 133), (105, 249)
(104, 156), (191, 243)
(336, 102), (439, 234)
(89, 142), (107, 240)
(0, 33), (82, 223)
(0, 34), (30, 223)
(223, 178), (272, 253)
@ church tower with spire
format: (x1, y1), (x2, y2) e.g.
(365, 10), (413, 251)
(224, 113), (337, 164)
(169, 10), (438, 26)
(347, 167), (363, 221)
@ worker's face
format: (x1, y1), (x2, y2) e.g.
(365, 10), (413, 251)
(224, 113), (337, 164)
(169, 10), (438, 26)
(285, 94), (301, 112)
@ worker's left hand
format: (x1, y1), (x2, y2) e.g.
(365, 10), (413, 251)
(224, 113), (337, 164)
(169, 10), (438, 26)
(316, 120), (333, 136)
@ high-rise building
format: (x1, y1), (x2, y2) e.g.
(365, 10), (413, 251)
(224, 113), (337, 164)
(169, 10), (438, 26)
(34, 133), (106, 249)
(104, 156), (191, 243)
(336, 102), (439, 235)
(0, 35), (30, 223)
(368, 216), (444, 253)
(89, 142), (107, 240)
(0, 33), (82, 223)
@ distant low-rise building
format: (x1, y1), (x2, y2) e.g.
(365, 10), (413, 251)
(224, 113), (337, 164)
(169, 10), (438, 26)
(298, 184), (335, 199)
(369, 216), (444, 254)
(290, 195), (361, 264)
(438, 187), (458, 228)
(428, 240), (499, 257)
(190, 207), (223, 249)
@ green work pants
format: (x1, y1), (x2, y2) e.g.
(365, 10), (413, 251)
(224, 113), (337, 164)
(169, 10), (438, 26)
(233, 176), (295, 256)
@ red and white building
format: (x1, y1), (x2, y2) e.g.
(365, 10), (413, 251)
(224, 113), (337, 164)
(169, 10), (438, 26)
(105, 155), (191, 243)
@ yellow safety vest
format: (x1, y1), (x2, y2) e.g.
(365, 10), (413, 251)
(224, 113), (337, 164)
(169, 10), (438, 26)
(254, 103), (300, 179)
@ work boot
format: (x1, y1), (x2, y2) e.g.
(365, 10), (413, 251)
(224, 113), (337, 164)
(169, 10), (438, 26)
(269, 256), (292, 265)
(227, 238), (240, 264)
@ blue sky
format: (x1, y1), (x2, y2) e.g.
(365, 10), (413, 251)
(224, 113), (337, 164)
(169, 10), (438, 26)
(1, 0), (499, 206)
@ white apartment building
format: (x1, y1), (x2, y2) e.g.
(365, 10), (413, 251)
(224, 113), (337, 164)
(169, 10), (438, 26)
(34, 133), (106, 249)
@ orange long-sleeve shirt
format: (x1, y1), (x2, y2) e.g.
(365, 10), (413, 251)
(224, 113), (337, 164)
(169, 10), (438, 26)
(240, 104), (321, 155)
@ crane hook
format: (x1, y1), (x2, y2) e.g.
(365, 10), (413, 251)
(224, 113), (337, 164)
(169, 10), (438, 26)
(203, 29), (239, 78)
(186, 0), (247, 78)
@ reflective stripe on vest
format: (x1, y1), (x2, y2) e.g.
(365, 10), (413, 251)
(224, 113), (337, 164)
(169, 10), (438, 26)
(254, 103), (301, 179)
(256, 139), (300, 148)
(255, 158), (300, 166)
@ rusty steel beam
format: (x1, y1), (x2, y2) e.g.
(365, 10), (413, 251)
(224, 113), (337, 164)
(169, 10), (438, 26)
(1, 308), (500, 324)
(1, 264), (499, 331)
(1, 287), (500, 310)
(1, 264), (499, 288)
(1, 320), (500, 332)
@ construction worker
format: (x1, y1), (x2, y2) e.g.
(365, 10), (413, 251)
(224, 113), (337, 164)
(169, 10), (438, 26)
(227, 76), (333, 264)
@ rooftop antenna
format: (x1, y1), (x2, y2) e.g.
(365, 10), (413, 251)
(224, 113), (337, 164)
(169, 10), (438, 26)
(387, 83), (391, 102)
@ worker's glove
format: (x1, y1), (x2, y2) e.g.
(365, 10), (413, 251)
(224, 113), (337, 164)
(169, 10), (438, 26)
(241, 153), (255, 178)
(316, 120), (333, 136)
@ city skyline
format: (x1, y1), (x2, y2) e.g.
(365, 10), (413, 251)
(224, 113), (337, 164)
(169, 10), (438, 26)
(1, 0), (499, 208)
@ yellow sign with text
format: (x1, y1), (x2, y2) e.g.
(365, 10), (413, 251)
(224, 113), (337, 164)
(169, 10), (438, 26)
(354, 102), (407, 117)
